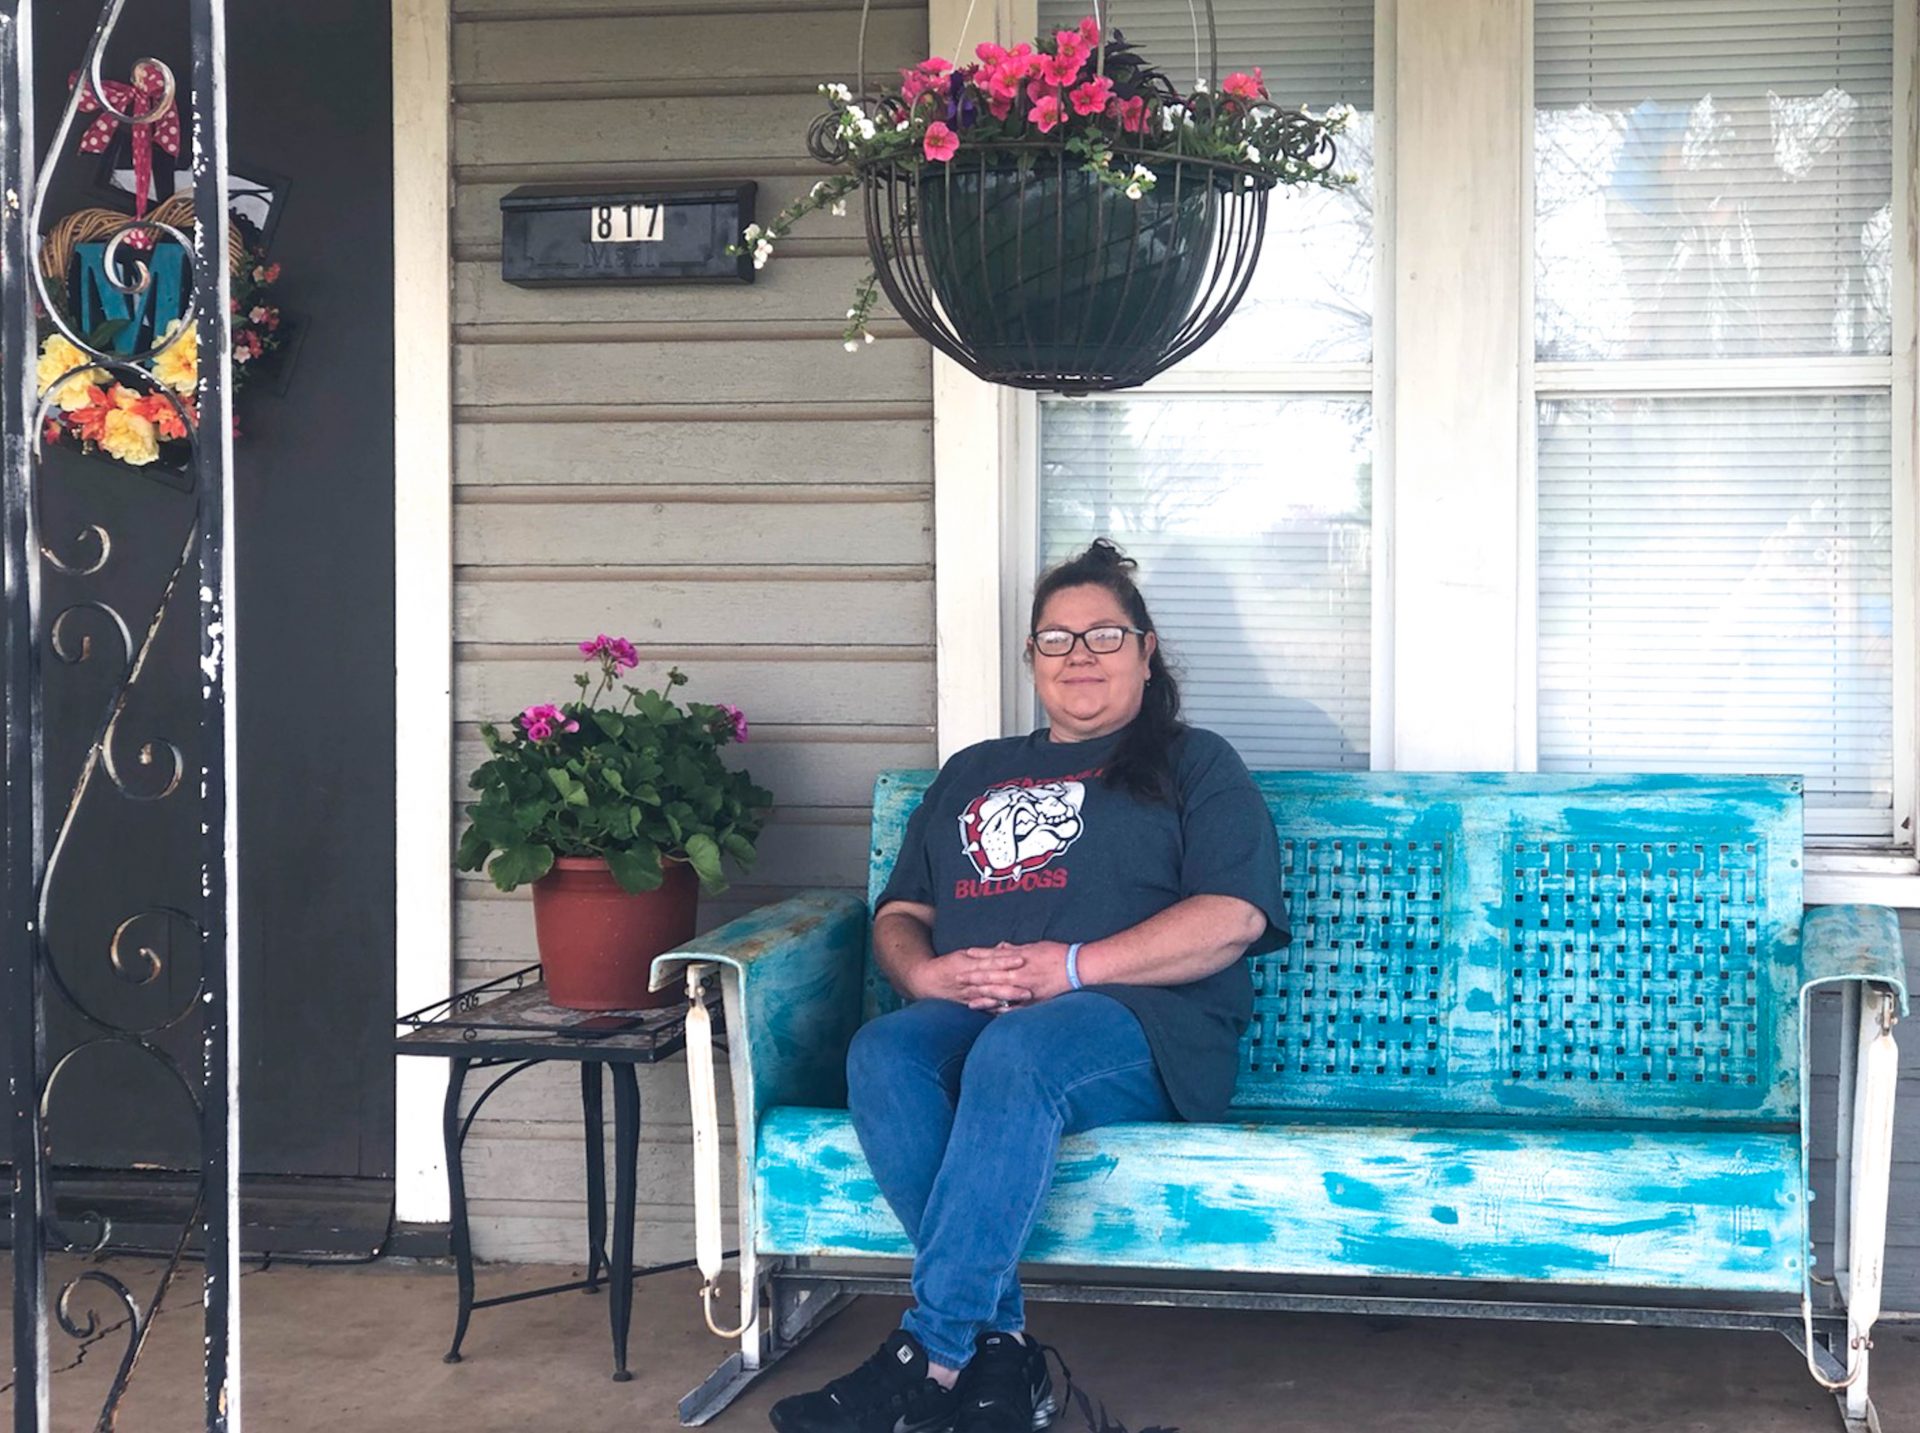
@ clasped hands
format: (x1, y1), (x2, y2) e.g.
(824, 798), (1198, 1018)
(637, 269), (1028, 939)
(908, 940), (1074, 1012)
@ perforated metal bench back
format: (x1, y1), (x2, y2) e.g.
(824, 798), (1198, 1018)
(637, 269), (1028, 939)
(869, 770), (1806, 1125)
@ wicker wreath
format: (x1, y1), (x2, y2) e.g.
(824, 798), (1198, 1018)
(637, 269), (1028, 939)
(38, 193), (247, 284)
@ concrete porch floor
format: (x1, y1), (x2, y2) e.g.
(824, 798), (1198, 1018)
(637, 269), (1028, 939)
(4, 1257), (1920, 1432)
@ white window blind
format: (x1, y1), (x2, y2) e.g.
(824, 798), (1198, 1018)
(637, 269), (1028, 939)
(1537, 396), (1894, 840)
(1535, 0), (1894, 360)
(1040, 397), (1374, 769)
(1034, 1), (1376, 772)
(1533, 0), (1899, 847)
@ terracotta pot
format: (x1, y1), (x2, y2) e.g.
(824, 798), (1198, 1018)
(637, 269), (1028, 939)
(530, 856), (697, 1011)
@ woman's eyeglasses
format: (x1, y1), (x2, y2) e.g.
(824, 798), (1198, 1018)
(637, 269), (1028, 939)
(1029, 624), (1146, 658)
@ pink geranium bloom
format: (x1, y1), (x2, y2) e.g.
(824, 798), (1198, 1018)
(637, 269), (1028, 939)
(923, 121), (960, 161)
(1069, 75), (1113, 116)
(1221, 68), (1266, 101)
(1030, 93), (1064, 132)
(519, 702), (578, 742)
(579, 633), (639, 669)
(718, 703), (750, 743)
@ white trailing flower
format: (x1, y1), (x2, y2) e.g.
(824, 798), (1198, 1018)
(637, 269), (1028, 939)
(1326, 102), (1353, 124)
(1245, 143), (1262, 165)
(1124, 163), (1156, 199)
(819, 81), (854, 103)
(863, 331), (875, 344)
(1124, 182), (1144, 200)
(843, 339), (860, 352)
(896, 119), (910, 131)
(743, 223), (764, 240)
(752, 238), (774, 268)
(855, 115), (877, 140)
(830, 200), (848, 217)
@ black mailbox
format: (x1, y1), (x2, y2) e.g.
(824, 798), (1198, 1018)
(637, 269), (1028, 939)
(499, 182), (757, 287)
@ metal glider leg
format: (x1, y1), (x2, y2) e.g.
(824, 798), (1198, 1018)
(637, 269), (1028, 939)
(608, 1061), (641, 1382)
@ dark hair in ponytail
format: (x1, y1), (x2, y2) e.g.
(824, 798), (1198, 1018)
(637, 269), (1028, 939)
(1029, 538), (1184, 804)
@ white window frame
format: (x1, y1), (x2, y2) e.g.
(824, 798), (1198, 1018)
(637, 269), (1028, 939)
(929, 0), (1920, 906)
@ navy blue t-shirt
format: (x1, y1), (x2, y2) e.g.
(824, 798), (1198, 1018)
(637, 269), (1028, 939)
(877, 722), (1289, 1122)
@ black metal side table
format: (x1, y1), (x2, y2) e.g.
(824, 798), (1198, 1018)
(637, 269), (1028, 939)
(396, 965), (720, 1382)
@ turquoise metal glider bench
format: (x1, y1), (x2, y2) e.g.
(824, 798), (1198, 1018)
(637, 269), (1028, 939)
(653, 772), (1907, 1430)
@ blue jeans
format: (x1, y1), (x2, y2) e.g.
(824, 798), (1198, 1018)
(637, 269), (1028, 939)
(844, 992), (1176, 1369)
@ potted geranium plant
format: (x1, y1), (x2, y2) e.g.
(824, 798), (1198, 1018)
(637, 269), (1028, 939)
(456, 635), (772, 1010)
(737, 15), (1351, 388)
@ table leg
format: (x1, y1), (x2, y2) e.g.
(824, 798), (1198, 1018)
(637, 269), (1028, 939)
(443, 1056), (475, 1364)
(581, 1061), (607, 1295)
(608, 1061), (641, 1382)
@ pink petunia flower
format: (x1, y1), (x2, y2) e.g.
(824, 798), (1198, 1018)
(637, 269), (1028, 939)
(1042, 32), (1088, 86)
(1221, 68), (1266, 101)
(718, 703), (750, 744)
(1069, 75), (1113, 116)
(1030, 92), (1064, 132)
(1117, 95), (1148, 133)
(900, 56), (954, 104)
(922, 121), (960, 162)
(1077, 15), (1102, 46)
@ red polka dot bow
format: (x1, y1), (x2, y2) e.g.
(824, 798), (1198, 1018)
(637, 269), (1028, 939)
(70, 61), (181, 247)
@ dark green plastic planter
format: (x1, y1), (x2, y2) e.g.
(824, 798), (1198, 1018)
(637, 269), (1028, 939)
(915, 154), (1219, 390)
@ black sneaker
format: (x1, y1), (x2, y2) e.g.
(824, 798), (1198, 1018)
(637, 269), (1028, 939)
(769, 1328), (959, 1433)
(953, 1332), (1055, 1433)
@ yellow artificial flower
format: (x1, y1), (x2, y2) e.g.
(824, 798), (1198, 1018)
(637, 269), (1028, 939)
(99, 408), (159, 467)
(36, 335), (105, 412)
(151, 319), (198, 395)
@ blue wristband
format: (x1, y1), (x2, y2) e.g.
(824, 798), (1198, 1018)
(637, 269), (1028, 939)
(1066, 942), (1084, 990)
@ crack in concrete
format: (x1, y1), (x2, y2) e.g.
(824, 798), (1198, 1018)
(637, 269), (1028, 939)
(0, 1259), (274, 1399)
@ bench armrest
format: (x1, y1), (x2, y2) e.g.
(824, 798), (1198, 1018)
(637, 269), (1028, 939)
(650, 889), (868, 1123)
(1800, 904), (1909, 1016)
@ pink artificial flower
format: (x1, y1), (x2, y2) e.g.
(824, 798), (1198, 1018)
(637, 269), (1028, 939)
(923, 120), (960, 162)
(1221, 68), (1266, 101)
(718, 703), (750, 744)
(1117, 94), (1148, 134)
(1069, 75), (1113, 116)
(1030, 92), (1064, 133)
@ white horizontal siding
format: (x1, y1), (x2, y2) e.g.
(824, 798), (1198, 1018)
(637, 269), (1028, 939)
(450, 0), (930, 1264)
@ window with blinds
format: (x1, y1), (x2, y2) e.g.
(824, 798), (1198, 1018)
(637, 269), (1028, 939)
(1034, 0), (1376, 769)
(1533, 0), (1899, 844)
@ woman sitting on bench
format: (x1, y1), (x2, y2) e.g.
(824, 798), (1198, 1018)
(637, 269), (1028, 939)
(771, 538), (1289, 1433)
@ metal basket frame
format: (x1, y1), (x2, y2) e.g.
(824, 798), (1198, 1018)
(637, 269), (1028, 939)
(833, 0), (1323, 392)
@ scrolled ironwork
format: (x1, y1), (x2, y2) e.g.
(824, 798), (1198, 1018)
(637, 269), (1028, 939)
(5, 0), (238, 1428)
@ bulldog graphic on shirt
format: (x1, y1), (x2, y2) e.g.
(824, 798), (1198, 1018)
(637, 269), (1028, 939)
(959, 779), (1086, 881)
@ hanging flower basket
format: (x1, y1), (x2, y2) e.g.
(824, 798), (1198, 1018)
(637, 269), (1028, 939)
(741, 9), (1353, 394)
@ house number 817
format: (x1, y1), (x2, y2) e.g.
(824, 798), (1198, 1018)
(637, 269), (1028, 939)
(590, 203), (664, 243)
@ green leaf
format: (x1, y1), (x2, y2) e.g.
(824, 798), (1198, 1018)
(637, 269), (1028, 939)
(455, 824), (493, 871)
(722, 832), (757, 868)
(488, 842), (554, 892)
(684, 832), (725, 890)
(592, 710), (626, 739)
(605, 846), (666, 894)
